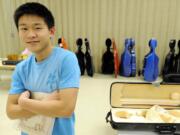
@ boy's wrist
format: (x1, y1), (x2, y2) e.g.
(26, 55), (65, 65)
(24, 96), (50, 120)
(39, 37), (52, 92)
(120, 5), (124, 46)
(18, 97), (29, 109)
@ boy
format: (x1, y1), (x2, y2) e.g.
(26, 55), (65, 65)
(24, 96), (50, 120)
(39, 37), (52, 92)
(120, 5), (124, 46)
(6, 2), (80, 135)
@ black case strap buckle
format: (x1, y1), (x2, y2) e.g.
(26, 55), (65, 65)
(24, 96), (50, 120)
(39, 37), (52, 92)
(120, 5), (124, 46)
(155, 125), (176, 134)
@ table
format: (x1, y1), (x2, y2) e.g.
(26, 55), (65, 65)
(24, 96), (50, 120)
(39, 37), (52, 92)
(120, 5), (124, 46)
(0, 64), (15, 70)
(0, 60), (15, 70)
(0, 59), (15, 81)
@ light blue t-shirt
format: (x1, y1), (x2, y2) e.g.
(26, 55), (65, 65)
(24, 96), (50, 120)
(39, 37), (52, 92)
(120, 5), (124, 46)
(9, 47), (80, 135)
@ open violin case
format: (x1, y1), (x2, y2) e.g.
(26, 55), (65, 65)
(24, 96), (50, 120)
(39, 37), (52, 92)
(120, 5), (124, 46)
(106, 82), (180, 134)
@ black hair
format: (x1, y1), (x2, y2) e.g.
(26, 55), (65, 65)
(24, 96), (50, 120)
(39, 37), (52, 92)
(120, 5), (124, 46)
(14, 2), (55, 29)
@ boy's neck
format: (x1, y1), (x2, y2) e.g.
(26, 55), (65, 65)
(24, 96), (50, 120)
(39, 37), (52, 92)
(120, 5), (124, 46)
(35, 44), (53, 62)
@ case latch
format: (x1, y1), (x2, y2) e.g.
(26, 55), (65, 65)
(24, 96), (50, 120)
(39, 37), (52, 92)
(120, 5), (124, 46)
(106, 111), (111, 123)
(155, 125), (176, 134)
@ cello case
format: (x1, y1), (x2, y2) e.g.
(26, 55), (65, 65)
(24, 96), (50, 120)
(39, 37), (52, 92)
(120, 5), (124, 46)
(120, 38), (131, 77)
(120, 38), (136, 77)
(101, 38), (114, 74)
(174, 40), (180, 74)
(112, 39), (119, 78)
(130, 38), (136, 77)
(162, 39), (176, 75)
(75, 38), (85, 75)
(84, 38), (94, 77)
(163, 40), (180, 83)
(142, 38), (159, 82)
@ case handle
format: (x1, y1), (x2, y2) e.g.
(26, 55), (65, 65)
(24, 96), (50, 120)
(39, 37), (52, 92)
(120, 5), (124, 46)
(155, 125), (176, 134)
(105, 111), (111, 123)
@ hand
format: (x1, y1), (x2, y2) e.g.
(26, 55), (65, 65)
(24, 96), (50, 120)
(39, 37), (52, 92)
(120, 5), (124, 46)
(43, 91), (59, 101)
(18, 91), (31, 106)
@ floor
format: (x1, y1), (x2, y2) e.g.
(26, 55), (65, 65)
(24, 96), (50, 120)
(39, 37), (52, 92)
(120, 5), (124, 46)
(0, 73), (118, 135)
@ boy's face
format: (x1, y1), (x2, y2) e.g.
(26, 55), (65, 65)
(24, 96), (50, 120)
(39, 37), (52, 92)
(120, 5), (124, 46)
(18, 15), (55, 53)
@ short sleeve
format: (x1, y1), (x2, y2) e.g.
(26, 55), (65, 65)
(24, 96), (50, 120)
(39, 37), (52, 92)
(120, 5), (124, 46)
(9, 66), (25, 94)
(58, 52), (80, 89)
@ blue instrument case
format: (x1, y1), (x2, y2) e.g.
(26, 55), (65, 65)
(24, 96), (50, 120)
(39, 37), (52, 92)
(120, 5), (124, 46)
(142, 39), (159, 82)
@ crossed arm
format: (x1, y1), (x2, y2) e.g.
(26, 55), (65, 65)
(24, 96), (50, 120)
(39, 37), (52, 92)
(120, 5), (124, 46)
(6, 88), (78, 119)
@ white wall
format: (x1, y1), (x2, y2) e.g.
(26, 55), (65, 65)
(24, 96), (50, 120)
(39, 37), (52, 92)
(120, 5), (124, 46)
(0, 0), (180, 72)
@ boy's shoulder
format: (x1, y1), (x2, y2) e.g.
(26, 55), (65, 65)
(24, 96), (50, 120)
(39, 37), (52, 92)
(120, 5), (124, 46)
(54, 47), (76, 59)
(15, 55), (34, 71)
